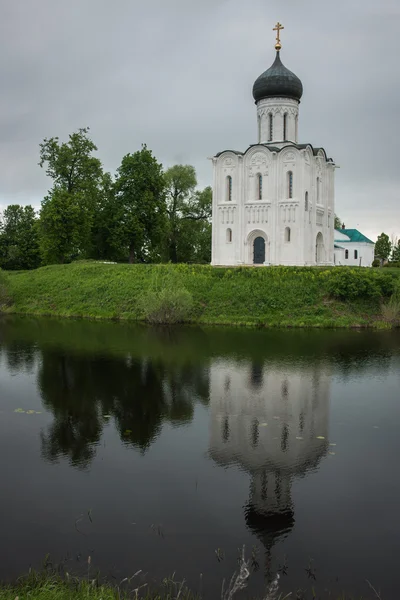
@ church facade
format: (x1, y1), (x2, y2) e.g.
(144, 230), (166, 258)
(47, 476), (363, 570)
(211, 24), (337, 267)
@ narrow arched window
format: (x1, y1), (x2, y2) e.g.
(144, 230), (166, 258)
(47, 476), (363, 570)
(317, 177), (320, 202)
(226, 228), (232, 243)
(285, 227), (291, 242)
(345, 249), (349, 259)
(354, 250), (358, 260)
(257, 173), (262, 200)
(258, 115), (261, 143)
(305, 191), (309, 211)
(268, 113), (273, 142)
(226, 176), (232, 202)
(287, 171), (293, 199)
(283, 113), (288, 141)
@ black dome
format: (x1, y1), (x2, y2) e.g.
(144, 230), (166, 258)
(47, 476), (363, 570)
(253, 51), (303, 103)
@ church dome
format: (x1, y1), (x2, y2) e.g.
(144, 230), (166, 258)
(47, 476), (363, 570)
(253, 51), (303, 103)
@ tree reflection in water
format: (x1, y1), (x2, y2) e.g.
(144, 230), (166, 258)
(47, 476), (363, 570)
(37, 351), (209, 468)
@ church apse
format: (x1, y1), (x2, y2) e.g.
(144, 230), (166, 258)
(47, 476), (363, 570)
(208, 358), (331, 579)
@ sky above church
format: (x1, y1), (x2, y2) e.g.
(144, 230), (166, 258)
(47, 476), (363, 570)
(0, 0), (399, 242)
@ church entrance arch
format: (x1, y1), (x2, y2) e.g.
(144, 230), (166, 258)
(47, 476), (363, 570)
(247, 230), (268, 265)
(315, 232), (325, 264)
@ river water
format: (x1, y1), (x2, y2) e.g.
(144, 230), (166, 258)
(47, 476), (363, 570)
(0, 317), (399, 598)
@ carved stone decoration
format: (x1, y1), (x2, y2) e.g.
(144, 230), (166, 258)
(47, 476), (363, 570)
(251, 152), (268, 169)
(283, 152), (295, 162)
(246, 205), (269, 224)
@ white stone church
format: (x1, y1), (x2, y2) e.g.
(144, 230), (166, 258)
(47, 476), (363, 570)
(211, 24), (337, 266)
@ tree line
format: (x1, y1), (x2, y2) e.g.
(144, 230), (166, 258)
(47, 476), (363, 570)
(0, 128), (212, 270)
(374, 233), (400, 264)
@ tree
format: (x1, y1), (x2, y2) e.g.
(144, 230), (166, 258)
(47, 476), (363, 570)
(334, 215), (342, 230)
(391, 239), (400, 262)
(111, 145), (166, 263)
(375, 233), (392, 264)
(38, 128), (103, 264)
(90, 172), (119, 261)
(39, 189), (92, 264)
(164, 165), (197, 262)
(164, 165), (212, 263)
(0, 205), (41, 270)
(174, 186), (212, 263)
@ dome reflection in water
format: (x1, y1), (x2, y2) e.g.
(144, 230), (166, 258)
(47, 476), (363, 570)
(209, 358), (330, 583)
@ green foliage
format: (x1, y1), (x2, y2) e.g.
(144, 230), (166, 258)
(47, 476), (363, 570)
(391, 239), (400, 262)
(0, 569), (198, 600)
(111, 146), (167, 263)
(381, 295), (400, 325)
(38, 128), (104, 264)
(139, 286), (194, 324)
(138, 268), (194, 324)
(39, 127), (103, 197)
(39, 189), (93, 264)
(6, 263), (400, 327)
(334, 215), (342, 229)
(164, 165), (211, 263)
(0, 204), (41, 270)
(372, 258), (381, 267)
(374, 232), (391, 262)
(165, 164), (197, 262)
(324, 268), (395, 301)
(384, 261), (400, 268)
(172, 186), (212, 264)
(0, 269), (13, 309)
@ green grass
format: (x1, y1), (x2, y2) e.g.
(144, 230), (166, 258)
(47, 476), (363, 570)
(3, 262), (400, 328)
(0, 573), (379, 600)
(0, 571), (198, 600)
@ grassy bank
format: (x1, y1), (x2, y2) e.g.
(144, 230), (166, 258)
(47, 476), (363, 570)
(0, 568), (381, 600)
(3, 262), (400, 327)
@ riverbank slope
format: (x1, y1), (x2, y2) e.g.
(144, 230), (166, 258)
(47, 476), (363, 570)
(3, 262), (400, 327)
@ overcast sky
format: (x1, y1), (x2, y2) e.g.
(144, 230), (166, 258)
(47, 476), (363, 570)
(1, 0), (399, 242)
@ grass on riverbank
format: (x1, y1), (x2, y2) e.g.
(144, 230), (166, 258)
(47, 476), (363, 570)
(0, 570), (382, 600)
(3, 262), (400, 327)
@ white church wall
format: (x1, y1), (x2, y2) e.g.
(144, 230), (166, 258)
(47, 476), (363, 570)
(334, 242), (375, 267)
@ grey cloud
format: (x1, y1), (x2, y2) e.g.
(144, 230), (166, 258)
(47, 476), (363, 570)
(0, 0), (399, 240)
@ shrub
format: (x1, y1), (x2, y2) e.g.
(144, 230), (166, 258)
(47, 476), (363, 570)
(324, 268), (394, 301)
(139, 286), (194, 324)
(0, 269), (13, 309)
(384, 261), (400, 268)
(381, 296), (400, 324)
(372, 259), (381, 268)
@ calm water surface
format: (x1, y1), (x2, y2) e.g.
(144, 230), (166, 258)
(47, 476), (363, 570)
(0, 317), (399, 598)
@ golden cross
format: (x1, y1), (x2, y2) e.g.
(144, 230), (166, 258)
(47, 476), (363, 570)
(273, 22), (284, 50)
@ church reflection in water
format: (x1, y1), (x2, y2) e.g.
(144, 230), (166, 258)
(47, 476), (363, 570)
(208, 359), (331, 577)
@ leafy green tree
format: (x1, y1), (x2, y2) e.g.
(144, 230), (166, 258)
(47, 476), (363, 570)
(391, 239), (400, 262)
(164, 164), (212, 263)
(90, 172), (119, 261)
(175, 186), (212, 263)
(38, 128), (103, 264)
(39, 189), (92, 264)
(0, 205), (41, 270)
(334, 215), (342, 230)
(165, 165), (197, 262)
(111, 145), (166, 263)
(375, 233), (392, 264)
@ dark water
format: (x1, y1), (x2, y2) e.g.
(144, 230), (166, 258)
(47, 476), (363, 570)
(0, 317), (399, 598)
